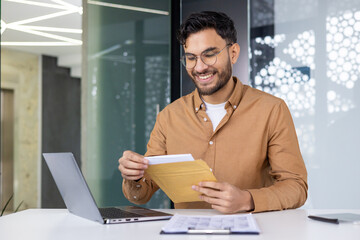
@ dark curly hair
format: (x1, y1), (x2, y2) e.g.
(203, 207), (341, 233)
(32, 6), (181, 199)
(177, 11), (237, 45)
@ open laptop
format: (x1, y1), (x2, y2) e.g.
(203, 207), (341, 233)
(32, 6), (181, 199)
(43, 152), (172, 224)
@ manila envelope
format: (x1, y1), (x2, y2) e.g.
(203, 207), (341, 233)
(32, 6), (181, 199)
(146, 159), (217, 203)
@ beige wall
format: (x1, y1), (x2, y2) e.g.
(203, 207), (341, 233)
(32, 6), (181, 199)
(1, 48), (41, 209)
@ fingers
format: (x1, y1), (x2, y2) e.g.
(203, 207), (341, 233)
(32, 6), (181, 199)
(121, 172), (144, 181)
(120, 150), (148, 165)
(199, 181), (228, 191)
(199, 192), (234, 213)
(120, 158), (147, 171)
(118, 164), (145, 179)
(193, 181), (253, 213)
(193, 184), (233, 213)
(192, 184), (224, 199)
(199, 194), (226, 206)
(118, 150), (149, 180)
(192, 181), (230, 197)
(192, 182), (247, 213)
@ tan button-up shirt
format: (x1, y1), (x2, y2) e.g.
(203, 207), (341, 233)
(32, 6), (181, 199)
(123, 77), (308, 213)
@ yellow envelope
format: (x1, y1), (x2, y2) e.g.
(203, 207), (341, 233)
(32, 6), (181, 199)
(146, 159), (217, 203)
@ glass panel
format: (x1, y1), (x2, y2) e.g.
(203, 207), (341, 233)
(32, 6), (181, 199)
(85, 0), (171, 208)
(250, 0), (360, 208)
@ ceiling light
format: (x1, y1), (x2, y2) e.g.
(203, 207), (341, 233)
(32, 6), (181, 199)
(4, 0), (81, 12)
(51, 0), (79, 9)
(1, 42), (80, 46)
(9, 9), (78, 26)
(9, 24), (82, 44)
(2, 0), (82, 47)
(51, 0), (82, 14)
(87, 0), (169, 16)
(1, 20), (6, 34)
(20, 25), (82, 34)
(4, 0), (70, 10)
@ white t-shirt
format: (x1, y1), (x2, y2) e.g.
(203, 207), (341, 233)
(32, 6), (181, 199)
(203, 101), (227, 132)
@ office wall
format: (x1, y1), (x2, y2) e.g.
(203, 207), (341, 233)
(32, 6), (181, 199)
(0, 48), (41, 210)
(181, 0), (249, 95)
(41, 55), (81, 208)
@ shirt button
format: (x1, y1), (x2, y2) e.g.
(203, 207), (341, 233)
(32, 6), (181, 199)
(136, 184), (141, 188)
(133, 196), (137, 199)
(209, 141), (213, 145)
(195, 107), (199, 111)
(204, 117), (207, 122)
(233, 105), (237, 109)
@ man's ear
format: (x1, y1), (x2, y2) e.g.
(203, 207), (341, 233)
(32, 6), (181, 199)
(230, 43), (240, 64)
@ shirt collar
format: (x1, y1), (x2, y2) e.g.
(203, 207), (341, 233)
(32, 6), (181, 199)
(193, 76), (244, 113)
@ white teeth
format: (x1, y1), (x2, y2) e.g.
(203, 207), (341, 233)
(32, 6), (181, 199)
(198, 73), (213, 80)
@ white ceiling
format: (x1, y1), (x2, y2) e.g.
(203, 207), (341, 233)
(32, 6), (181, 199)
(1, 0), (172, 78)
(1, 0), (82, 76)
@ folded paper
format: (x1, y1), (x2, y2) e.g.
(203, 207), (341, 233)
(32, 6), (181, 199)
(146, 159), (217, 203)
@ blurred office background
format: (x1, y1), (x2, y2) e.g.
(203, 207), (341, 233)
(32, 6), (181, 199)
(1, 0), (359, 214)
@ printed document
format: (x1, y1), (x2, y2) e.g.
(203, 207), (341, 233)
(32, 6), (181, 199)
(161, 214), (260, 234)
(146, 154), (194, 165)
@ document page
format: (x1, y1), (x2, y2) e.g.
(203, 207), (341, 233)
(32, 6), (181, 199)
(146, 154), (194, 165)
(161, 214), (260, 234)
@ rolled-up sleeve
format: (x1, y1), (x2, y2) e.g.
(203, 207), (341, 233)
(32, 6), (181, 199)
(122, 173), (159, 205)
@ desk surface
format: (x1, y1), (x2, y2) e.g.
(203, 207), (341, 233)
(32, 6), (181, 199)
(1, 208), (359, 240)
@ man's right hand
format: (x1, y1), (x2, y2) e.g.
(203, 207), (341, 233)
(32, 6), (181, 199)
(118, 151), (149, 181)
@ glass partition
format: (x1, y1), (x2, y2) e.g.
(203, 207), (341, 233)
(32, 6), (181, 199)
(250, 0), (360, 209)
(84, 0), (171, 208)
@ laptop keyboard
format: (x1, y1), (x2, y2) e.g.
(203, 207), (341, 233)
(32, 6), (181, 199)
(99, 207), (143, 219)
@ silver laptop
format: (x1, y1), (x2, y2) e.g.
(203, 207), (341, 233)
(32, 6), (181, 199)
(43, 152), (172, 224)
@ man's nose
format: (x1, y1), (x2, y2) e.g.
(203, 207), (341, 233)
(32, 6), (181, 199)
(193, 57), (208, 72)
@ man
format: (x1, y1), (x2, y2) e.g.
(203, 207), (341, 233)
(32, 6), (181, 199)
(118, 11), (307, 213)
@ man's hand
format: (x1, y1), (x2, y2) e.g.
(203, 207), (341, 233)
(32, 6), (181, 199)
(192, 182), (255, 213)
(118, 151), (148, 181)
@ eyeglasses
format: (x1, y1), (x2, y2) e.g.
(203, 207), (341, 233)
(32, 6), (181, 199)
(180, 43), (233, 69)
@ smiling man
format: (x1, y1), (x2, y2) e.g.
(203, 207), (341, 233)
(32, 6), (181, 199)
(118, 11), (308, 213)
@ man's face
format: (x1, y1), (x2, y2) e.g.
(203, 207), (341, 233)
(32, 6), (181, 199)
(184, 28), (233, 96)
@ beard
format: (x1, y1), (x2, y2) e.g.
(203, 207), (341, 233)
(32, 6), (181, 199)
(189, 57), (233, 96)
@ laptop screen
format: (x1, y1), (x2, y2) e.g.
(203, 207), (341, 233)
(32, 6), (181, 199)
(43, 152), (104, 223)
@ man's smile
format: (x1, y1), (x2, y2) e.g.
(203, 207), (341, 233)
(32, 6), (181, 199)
(194, 72), (216, 83)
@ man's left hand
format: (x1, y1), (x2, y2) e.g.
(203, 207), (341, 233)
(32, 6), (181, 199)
(192, 182), (254, 214)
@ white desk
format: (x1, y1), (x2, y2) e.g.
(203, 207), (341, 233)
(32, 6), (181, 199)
(0, 209), (359, 240)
